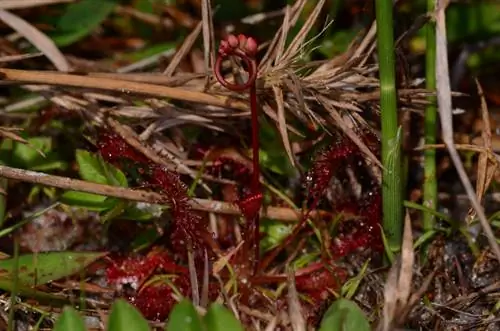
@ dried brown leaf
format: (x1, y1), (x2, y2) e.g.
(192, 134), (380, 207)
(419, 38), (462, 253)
(188, 248), (200, 306)
(272, 85), (296, 167)
(259, 0), (307, 73)
(264, 316), (278, 331)
(0, 9), (69, 72)
(212, 241), (244, 275)
(201, 0), (215, 81)
(398, 211), (414, 306)
(163, 21), (203, 77)
(201, 249), (209, 308)
(381, 259), (399, 331)
(380, 211), (415, 330)
(284, 73), (308, 121)
(435, 0), (500, 263)
(274, 5), (291, 63)
(320, 96), (382, 167)
(468, 79), (497, 220)
(281, 0), (326, 62)
(286, 266), (305, 331)
(262, 102), (304, 137)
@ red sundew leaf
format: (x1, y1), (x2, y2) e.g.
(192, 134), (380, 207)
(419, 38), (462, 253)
(97, 131), (149, 165)
(131, 275), (221, 322)
(306, 138), (357, 204)
(106, 251), (189, 290)
(330, 190), (383, 258)
(131, 283), (183, 322)
(295, 265), (347, 293)
(106, 255), (159, 289)
(147, 165), (211, 255)
(237, 192), (263, 221)
(96, 131), (213, 258)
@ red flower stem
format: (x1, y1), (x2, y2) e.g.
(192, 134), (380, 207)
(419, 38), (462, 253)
(250, 83), (260, 193)
(249, 83), (260, 273)
(214, 34), (261, 274)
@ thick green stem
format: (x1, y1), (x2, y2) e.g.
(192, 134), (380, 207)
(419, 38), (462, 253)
(423, 0), (438, 232)
(0, 159), (7, 227)
(0, 178), (6, 227)
(375, 0), (403, 252)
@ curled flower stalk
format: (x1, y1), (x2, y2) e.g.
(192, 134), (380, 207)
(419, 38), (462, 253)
(214, 34), (262, 273)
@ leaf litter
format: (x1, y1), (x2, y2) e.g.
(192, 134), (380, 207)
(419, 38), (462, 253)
(0, 0), (498, 330)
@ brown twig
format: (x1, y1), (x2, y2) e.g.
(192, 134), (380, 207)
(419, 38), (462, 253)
(0, 164), (335, 222)
(0, 68), (248, 111)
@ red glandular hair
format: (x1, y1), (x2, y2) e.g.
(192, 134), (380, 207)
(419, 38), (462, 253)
(96, 131), (211, 256)
(106, 251), (219, 321)
(333, 190), (383, 258)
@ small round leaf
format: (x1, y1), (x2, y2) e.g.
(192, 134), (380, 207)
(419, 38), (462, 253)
(204, 303), (243, 331)
(53, 306), (86, 331)
(165, 299), (203, 331)
(108, 299), (151, 331)
(318, 298), (370, 331)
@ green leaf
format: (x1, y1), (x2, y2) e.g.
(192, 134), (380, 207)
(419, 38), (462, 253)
(50, 29), (96, 48)
(413, 230), (437, 250)
(131, 228), (162, 252)
(12, 137), (52, 168)
(318, 298), (370, 331)
(319, 29), (360, 58)
(53, 306), (86, 331)
(60, 191), (118, 211)
(63, 149), (126, 212)
(31, 159), (68, 172)
(260, 220), (292, 252)
(75, 150), (127, 187)
(204, 303), (243, 331)
(446, 2), (500, 44)
(341, 259), (370, 300)
(52, 0), (118, 47)
(108, 299), (151, 331)
(121, 204), (159, 222)
(116, 42), (176, 63)
(0, 252), (105, 287)
(258, 119), (295, 177)
(100, 200), (127, 223)
(165, 299), (203, 331)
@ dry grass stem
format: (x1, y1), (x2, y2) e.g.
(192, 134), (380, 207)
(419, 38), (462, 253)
(286, 267), (305, 331)
(0, 10), (69, 71)
(0, 68), (249, 111)
(201, 0), (215, 82)
(188, 249), (200, 307)
(163, 22), (203, 77)
(434, 0), (500, 263)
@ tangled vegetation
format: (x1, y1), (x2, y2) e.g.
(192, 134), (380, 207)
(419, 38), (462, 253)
(0, 0), (499, 330)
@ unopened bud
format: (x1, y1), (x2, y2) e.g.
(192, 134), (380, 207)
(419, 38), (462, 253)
(227, 34), (239, 48)
(218, 40), (229, 56)
(245, 37), (258, 56)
